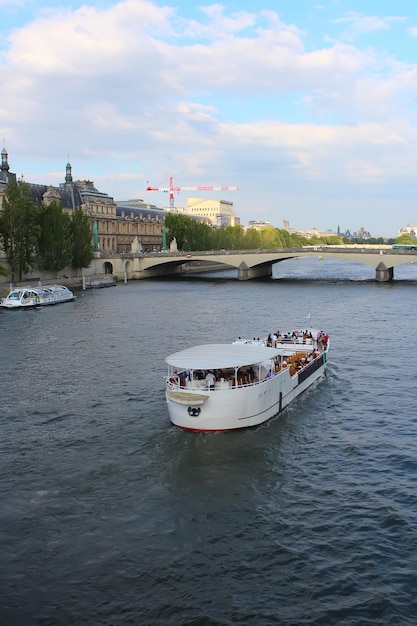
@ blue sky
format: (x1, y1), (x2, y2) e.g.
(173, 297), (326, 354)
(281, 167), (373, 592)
(2, 0), (417, 237)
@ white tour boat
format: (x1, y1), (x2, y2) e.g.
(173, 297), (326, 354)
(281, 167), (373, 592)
(0, 284), (76, 309)
(165, 329), (330, 431)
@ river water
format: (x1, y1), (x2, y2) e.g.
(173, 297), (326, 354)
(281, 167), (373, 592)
(1, 257), (417, 625)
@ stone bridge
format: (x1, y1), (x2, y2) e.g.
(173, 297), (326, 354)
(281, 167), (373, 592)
(90, 246), (417, 282)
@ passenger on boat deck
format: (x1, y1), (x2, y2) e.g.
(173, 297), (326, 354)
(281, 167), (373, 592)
(205, 371), (216, 389)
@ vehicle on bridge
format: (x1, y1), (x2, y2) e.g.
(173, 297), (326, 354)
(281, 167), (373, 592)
(392, 243), (417, 250)
(165, 328), (329, 431)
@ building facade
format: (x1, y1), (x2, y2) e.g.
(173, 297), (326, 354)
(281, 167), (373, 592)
(398, 224), (417, 239)
(163, 196), (239, 227)
(0, 150), (164, 253)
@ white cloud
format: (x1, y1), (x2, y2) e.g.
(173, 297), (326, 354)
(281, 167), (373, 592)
(2, 1), (417, 235)
(333, 11), (407, 35)
(406, 25), (417, 37)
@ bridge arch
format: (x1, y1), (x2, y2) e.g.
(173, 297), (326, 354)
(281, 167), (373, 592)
(90, 247), (417, 282)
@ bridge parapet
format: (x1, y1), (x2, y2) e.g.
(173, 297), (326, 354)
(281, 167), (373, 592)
(90, 247), (417, 282)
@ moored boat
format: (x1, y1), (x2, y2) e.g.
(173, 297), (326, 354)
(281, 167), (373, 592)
(0, 284), (76, 309)
(165, 328), (329, 431)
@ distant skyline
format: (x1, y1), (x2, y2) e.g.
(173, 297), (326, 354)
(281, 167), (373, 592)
(2, 0), (417, 237)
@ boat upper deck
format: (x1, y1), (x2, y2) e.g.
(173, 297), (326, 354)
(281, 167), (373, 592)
(166, 329), (329, 392)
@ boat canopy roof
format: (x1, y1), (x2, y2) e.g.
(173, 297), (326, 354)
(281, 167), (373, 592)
(165, 344), (283, 370)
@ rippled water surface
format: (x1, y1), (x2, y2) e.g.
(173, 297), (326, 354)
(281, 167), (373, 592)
(1, 258), (417, 625)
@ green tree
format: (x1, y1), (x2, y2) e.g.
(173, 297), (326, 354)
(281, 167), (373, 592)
(0, 177), (39, 282)
(321, 235), (344, 245)
(396, 233), (415, 244)
(278, 228), (293, 248)
(71, 207), (94, 268)
(223, 225), (245, 249)
(258, 226), (282, 249)
(164, 213), (192, 250)
(242, 228), (261, 249)
(162, 214), (329, 252)
(186, 220), (213, 250)
(38, 201), (73, 272)
(210, 227), (229, 250)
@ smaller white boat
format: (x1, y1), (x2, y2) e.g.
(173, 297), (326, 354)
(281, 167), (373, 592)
(0, 285), (76, 309)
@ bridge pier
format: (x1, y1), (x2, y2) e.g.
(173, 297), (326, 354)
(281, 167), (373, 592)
(375, 263), (393, 282)
(237, 262), (272, 281)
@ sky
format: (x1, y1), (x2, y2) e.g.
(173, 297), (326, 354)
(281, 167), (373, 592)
(1, 0), (417, 237)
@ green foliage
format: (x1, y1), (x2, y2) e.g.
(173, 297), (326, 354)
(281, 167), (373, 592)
(0, 264), (9, 277)
(184, 219), (213, 250)
(0, 178), (40, 281)
(164, 213), (191, 250)
(210, 227), (229, 250)
(38, 202), (73, 271)
(223, 225), (245, 250)
(321, 235), (344, 245)
(396, 233), (415, 244)
(307, 235), (343, 245)
(163, 212), (341, 251)
(277, 229), (293, 247)
(243, 228), (261, 249)
(0, 181), (93, 276)
(71, 207), (94, 268)
(288, 231), (307, 247)
(343, 236), (387, 245)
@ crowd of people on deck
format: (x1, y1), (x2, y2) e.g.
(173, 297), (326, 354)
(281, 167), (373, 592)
(168, 329), (329, 391)
(265, 329), (329, 351)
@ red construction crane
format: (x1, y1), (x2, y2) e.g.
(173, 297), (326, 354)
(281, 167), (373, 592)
(146, 176), (239, 209)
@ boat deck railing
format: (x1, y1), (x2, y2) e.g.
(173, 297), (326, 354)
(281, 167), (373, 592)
(166, 378), (260, 392)
(166, 349), (326, 392)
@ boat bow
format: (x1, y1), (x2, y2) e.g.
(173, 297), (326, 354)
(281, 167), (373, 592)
(166, 390), (209, 406)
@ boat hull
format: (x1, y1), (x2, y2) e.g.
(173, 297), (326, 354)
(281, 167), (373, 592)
(166, 354), (327, 431)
